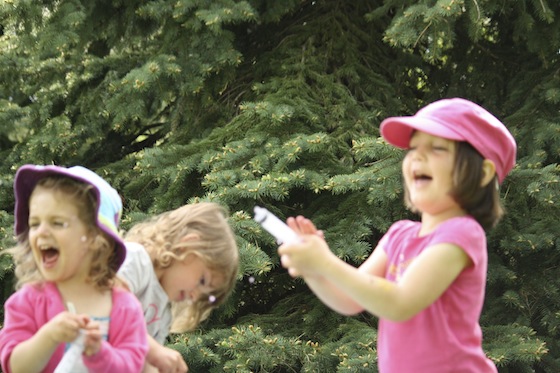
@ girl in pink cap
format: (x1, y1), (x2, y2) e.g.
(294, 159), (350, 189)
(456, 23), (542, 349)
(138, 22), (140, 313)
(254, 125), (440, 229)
(277, 98), (516, 372)
(0, 165), (148, 373)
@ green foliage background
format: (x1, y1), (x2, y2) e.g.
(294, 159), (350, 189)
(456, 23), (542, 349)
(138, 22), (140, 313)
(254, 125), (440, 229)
(0, 0), (559, 372)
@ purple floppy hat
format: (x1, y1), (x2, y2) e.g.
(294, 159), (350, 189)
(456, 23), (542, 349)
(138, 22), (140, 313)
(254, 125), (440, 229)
(14, 164), (126, 270)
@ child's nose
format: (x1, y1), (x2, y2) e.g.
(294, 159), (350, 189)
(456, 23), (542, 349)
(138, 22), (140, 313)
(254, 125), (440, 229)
(189, 288), (202, 301)
(410, 147), (428, 162)
(35, 222), (51, 236)
(413, 145), (427, 156)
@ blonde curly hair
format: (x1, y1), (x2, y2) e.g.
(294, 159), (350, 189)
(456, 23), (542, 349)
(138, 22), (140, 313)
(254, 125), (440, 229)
(124, 202), (239, 332)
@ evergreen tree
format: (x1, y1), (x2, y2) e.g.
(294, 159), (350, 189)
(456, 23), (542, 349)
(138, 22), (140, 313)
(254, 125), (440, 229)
(0, 0), (559, 372)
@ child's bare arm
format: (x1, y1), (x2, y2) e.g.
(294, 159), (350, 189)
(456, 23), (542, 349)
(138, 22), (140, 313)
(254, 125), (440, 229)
(280, 216), (471, 321)
(146, 334), (188, 373)
(280, 216), (367, 315)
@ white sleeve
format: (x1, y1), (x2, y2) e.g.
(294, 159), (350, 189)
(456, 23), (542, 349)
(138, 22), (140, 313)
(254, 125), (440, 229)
(117, 242), (152, 294)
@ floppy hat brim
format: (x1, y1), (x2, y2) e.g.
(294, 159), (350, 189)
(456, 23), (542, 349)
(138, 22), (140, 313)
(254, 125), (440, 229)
(380, 116), (467, 149)
(14, 165), (126, 270)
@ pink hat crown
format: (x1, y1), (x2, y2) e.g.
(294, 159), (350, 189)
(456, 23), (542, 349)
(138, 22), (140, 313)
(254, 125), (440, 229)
(380, 98), (517, 183)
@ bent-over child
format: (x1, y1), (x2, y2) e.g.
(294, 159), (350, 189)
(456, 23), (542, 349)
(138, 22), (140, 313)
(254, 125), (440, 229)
(118, 202), (239, 373)
(278, 98), (516, 372)
(0, 164), (148, 373)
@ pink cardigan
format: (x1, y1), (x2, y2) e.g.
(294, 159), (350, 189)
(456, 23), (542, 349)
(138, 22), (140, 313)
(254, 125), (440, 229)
(0, 282), (148, 372)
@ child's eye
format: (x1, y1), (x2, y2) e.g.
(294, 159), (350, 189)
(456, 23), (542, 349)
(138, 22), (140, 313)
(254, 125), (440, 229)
(199, 276), (206, 286)
(53, 221), (69, 228)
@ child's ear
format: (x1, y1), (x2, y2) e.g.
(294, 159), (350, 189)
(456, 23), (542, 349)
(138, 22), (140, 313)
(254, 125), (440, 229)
(89, 234), (103, 250)
(480, 159), (496, 187)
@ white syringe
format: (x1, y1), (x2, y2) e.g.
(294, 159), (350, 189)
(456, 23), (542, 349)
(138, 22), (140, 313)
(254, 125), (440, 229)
(54, 303), (85, 373)
(253, 206), (299, 245)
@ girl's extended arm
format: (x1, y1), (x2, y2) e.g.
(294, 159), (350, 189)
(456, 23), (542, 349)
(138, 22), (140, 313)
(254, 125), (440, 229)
(279, 217), (471, 321)
(278, 216), (385, 315)
(280, 238), (388, 315)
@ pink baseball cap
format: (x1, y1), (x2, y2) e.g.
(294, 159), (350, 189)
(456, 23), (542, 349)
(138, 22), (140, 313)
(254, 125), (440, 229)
(14, 164), (126, 270)
(380, 98), (517, 183)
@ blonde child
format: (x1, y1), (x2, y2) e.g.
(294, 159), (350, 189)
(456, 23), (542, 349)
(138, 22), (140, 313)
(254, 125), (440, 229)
(278, 98), (516, 372)
(0, 165), (148, 373)
(118, 202), (239, 373)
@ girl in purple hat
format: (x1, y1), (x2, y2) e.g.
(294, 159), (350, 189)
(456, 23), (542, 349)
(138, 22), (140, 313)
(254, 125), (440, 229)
(0, 165), (148, 373)
(277, 98), (516, 372)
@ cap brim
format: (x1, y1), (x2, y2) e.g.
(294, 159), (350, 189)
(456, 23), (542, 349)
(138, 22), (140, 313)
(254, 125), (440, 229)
(380, 116), (467, 148)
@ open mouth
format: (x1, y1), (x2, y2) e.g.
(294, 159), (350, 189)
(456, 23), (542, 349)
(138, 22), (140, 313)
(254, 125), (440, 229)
(40, 246), (59, 266)
(176, 292), (194, 306)
(413, 171), (432, 182)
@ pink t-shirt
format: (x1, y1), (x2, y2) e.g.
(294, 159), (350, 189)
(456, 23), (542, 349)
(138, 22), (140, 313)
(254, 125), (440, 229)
(377, 216), (497, 373)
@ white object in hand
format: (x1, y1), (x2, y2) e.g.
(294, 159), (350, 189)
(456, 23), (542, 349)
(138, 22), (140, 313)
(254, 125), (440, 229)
(254, 206), (299, 245)
(54, 331), (85, 373)
(54, 303), (85, 373)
